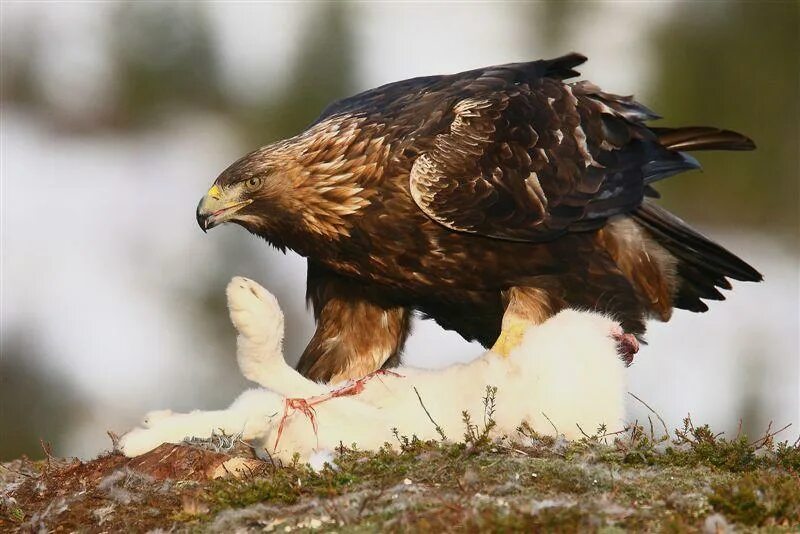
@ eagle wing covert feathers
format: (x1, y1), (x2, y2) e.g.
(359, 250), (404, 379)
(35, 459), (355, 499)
(402, 54), (747, 242)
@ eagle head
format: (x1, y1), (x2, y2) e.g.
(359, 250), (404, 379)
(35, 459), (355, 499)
(197, 120), (374, 244)
(196, 145), (294, 236)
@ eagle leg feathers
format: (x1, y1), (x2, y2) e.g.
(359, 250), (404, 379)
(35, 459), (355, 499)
(298, 262), (411, 382)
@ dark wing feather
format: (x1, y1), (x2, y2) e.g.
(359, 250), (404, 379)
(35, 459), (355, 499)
(314, 54), (754, 245)
(316, 53), (588, 123)
(408, 69), (694, 242)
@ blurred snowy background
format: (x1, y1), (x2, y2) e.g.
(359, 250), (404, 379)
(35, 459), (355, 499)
(1, 1), (797, 460)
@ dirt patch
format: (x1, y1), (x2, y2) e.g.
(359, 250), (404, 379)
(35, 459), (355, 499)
(1, 444), (267, 532)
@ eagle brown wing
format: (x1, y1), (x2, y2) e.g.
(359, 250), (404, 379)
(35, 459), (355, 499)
(408, 69), (697, 242)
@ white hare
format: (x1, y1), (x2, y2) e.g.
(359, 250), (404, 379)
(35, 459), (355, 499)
(119, 277), (633, 463)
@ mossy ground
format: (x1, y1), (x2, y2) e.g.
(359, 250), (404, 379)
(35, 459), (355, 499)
(2, 416), (798, 532)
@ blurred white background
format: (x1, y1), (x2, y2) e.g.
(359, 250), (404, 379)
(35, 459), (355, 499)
(1, 1), (797, 459)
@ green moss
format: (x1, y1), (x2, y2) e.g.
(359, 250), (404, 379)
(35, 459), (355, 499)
(198, 417), (798, 531)
(468, 503), (593, 532)
(206, 442), (440, 510)
(709, 471), (800, 527)
(352, 499), (600, 532)
(7, 506), (25, 523)
(521, 458), (609, 495)
(191, 429), (798, 531)
(208, 460), (362, 508)
(8, 415), (796, 532)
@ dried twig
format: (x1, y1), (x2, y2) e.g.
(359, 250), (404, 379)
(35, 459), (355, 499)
(541, 412), (560, 437)
(0, 463), (33, 479)
(106, 430), (121, 451)
(261, 444), (278, 469)
(413, 386), (447, 441)
(576, 423), (593, 440)
(39, 439), (54, 469)
(628, 392), (669, 438)
(749, 422), (792, 448)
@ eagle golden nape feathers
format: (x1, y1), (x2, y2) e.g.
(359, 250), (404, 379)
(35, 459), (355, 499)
(196, 52), (762, 382)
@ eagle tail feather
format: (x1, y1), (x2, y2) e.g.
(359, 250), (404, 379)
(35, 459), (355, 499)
(653, 126), (756, 152)
(632, 201), (762, 313)
(642, 127), (754, 185)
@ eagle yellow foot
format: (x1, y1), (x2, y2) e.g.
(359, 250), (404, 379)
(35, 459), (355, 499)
(491, 319), (530, 357)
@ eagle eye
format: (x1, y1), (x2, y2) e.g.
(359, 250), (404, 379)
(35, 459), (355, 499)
(245, 177), (262, 190)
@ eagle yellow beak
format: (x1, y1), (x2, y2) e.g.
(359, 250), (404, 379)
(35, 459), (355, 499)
(196, 184), (252, 232)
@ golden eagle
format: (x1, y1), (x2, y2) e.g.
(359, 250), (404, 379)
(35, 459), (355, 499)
(196, 54), (761, 383)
